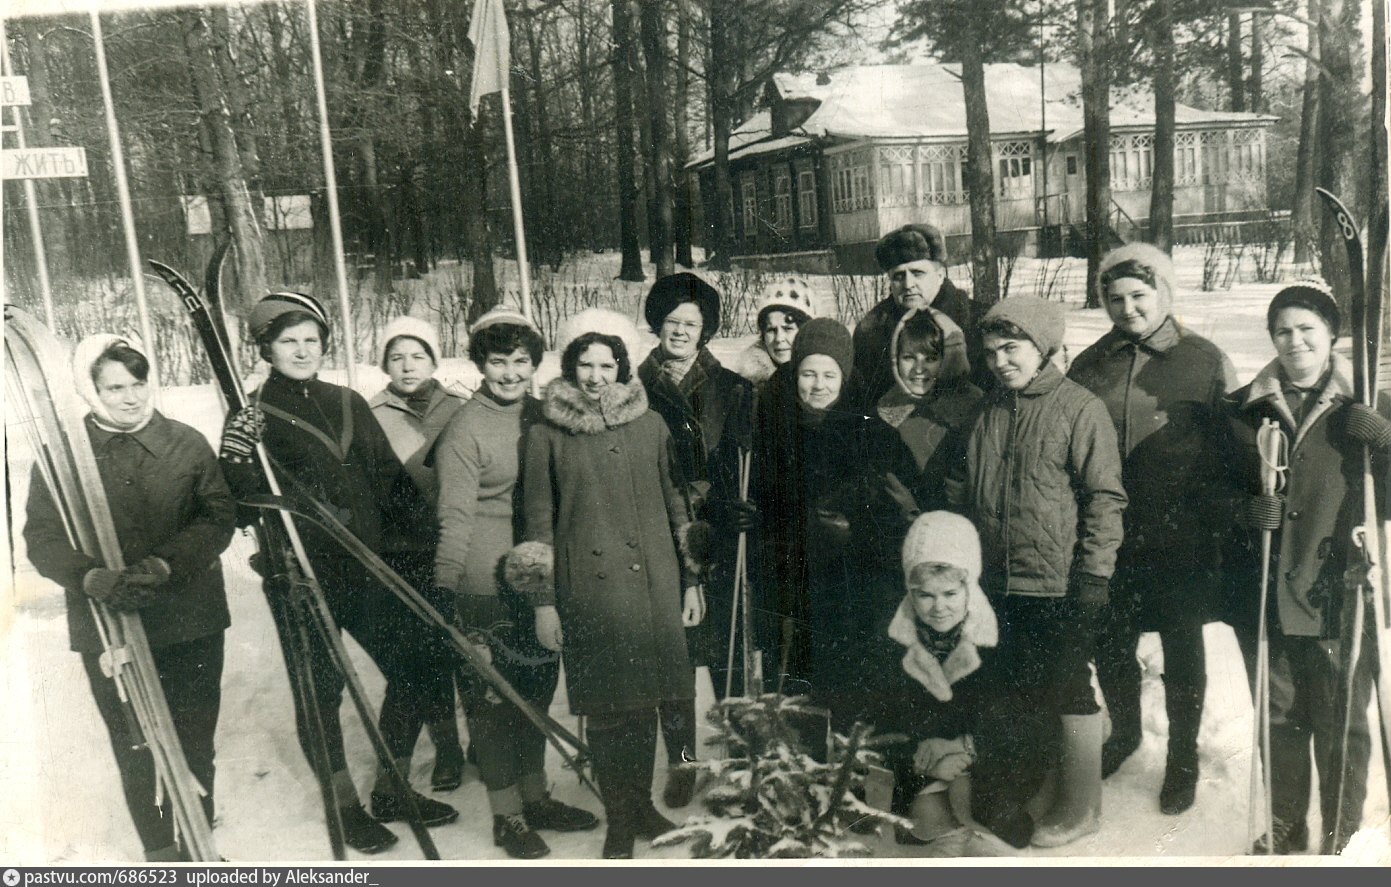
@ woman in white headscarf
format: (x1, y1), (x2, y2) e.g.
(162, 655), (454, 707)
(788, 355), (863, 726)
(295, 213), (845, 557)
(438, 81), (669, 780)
(23, 334), (237, 862)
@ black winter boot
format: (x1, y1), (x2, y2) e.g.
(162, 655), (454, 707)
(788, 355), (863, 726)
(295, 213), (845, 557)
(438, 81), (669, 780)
(587, 718), (639, 859)
(339, 803), (399, 854)
(493, 813), (550, 859)
(370, 788), (460, 827)
(1160, 673), (1204, 815)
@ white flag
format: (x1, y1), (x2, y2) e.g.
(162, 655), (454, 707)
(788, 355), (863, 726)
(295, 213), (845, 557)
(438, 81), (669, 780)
(468, 0), (510, 115)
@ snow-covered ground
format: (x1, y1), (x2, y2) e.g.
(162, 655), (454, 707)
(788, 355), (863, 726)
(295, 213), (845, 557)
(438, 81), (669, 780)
(3, 250), (1389, 864)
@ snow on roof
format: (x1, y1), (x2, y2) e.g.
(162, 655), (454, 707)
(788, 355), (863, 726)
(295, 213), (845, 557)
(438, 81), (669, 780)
(688, 63), (1276, 169)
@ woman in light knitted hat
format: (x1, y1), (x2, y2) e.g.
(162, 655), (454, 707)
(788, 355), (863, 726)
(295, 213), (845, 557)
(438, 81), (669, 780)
(1069, 243), (1238, 817)
(1220, 280), (1391, 855)
(749, 318), (920, 722)
(946, 295), (1127, 849)
(504, 311), (706, 858)
(366, 315), (471, 794)
(24, 334), (236, 861)
(430, 307), (598, 857)
(876, 307), (983, 511)
(735, 275), (817, 385)
(862, 511), (1035, 854)
(218, 291), (460, 851)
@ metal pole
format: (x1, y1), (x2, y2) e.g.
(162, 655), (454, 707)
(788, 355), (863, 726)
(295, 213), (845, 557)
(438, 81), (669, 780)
(304, 0), (356, 389)
(89, 9), (160, 406)
(498, 87), (534, 323)
(1038, 1), (1049, 229)
(0, 17), (57, 327)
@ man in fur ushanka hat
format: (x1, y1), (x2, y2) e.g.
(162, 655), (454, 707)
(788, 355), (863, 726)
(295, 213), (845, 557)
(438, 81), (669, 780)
(849, 223), (988, 410)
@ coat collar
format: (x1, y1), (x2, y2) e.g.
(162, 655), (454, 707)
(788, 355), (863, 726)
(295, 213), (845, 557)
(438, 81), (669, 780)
(734, 340), (778, 384)
(1240, 353), (1353, 443)
(886, 600), (981, 703)
(85, 409), (173, 458)
(543, 377), (649, 434)
(638, 346), (719, 396)
(1098, 315), (1182, 357)
(988, 360), (1065, 402)
(368, 379), (463, 416)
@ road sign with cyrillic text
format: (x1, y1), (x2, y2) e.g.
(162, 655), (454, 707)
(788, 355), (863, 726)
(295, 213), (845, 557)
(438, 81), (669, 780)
(1, 147), (89, 179)
(0, 77), (32, 106)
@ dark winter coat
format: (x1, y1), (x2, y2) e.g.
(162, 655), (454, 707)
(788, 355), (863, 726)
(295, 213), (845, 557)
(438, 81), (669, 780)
(221, 370), (432, 566)
(946, 363), (1127, 597)
(25, 411), (236, 654)
(876, 307), (984, 512)
(849, 279), (988, 410)
(520, 377), (697, 716)
(751, 385), (921, 708)
(1223, 355), (1390, 638)
(1068, 318), (1238, 627)
(638, 347), (754, 670)
(369, 378), (470, 506)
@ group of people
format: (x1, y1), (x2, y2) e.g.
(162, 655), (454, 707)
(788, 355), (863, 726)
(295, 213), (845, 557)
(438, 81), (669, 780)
(23, 221), (1390, 861)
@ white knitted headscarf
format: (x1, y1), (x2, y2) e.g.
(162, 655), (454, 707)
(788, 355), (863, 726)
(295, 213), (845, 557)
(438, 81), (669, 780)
(72, 333), (156, 433)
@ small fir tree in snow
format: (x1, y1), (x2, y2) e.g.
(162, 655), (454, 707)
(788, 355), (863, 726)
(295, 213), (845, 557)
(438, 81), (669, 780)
(653, 694), (910, 858)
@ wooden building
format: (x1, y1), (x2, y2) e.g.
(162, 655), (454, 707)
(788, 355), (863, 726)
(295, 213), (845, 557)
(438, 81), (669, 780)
(688, 63), (1278, 273)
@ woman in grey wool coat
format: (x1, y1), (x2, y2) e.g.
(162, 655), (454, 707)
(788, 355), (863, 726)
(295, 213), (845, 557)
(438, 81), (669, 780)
(504, 310), (707, 859)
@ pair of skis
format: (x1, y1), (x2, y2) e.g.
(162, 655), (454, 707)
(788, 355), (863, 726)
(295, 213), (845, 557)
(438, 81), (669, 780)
(148, 249), (596, 860)
(1311, 189), (1391, 849)
(5, 306), (219, 861)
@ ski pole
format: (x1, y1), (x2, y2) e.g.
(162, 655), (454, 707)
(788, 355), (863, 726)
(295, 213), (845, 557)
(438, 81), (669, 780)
(1249, 417), (1286, 853)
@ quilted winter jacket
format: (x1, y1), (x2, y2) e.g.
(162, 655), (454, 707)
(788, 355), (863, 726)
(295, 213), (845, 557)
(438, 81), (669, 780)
(947, 363), (1127, 597)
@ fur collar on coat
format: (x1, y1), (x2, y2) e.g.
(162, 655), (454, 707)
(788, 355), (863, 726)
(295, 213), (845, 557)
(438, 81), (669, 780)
(734, 340), (779, 384)
(543, 376), (649, 435)
(886, 593), (998, 703)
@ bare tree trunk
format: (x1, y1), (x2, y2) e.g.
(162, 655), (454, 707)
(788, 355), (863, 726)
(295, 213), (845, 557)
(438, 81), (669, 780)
(641, 0), (675, 278)
(673, 2), (694, 268)
(1080, 0), (1112, 308)
(1292, 7), (1320, 263)
(180, 7), (267, 311)
(708, 0), (735, 271)
(613, 0), (646, 280)
(463, 110), (499, 321)
(18, 19), (71, 277)
(1316, 0), (1361, 314)
(1365, 0), (1388, 329)
(1249, 12), (1263, 113)
(1227, 13), (1245, 111)
(1148, 0), (1175, 252)
(209, 6), (263, 206)
(575, 1), (603, 252)
(522, 7), (560, 269)
(961, 37), (999, 306)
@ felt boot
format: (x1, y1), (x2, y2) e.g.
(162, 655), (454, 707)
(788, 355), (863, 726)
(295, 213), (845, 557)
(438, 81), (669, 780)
(1031, 712), (1103, 848)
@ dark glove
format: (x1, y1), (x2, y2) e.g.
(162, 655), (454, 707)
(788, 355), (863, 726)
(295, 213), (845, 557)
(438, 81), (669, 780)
(1069, 572), (1110, 607)
(221, 406), (266, 462)
(708, 498), (760, 533)
(82, 557), (169, 611)
(1343, 403), (1391, 450)
(811, 509), (853, 551)
(1237, 493), (1284, 531)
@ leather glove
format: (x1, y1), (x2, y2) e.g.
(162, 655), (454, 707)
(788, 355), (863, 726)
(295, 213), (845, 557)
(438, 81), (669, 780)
(708, 498), (760, 533)
(221, 406), (266, 462)
(1344, 403), (1391, 450)
(1237, 493), (1284, 531)
(1069, 573), (1110, 607)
